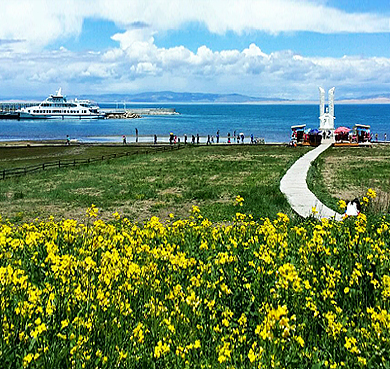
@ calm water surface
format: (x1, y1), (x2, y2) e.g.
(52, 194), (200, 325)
(0, 104), (388, 143)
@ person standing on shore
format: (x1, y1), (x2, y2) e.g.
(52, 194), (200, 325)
(184, 134), (187, 144)
(170, 132), (174, 144)
(122, 135), (127, 145)
(154, 134), (157, 144)
(227, 132), (231, 144)
(385, 133), (387, 141)
(196, 133), (200, 144)
(216, 130), (220, 143)
(250, 134), (254, 144)
(192, 135), (195, 144)
(233, 130), (236, 143)
(135, 128), (138, 143)
(207, 135), (211, 145)
(66, 135), (70, 146)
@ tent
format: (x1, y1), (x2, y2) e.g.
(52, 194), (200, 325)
(334, 127), (351, 134)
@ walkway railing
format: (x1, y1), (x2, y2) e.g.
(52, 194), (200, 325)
(1, 144), (185, 180)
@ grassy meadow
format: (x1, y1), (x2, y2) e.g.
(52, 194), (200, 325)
(308, 144), (390, 214)
(1, 143), (390, 369)
(0, 144), (311, 223)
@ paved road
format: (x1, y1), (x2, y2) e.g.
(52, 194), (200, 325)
(280, 139), (343, 220)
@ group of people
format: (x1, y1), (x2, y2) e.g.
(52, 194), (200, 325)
(167, 130), (257, 145)
(116, 129), (259, 146)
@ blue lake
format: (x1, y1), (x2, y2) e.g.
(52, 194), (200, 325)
(0, 104), (389, 143)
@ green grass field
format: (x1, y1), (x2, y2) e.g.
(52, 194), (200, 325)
(0, 144), (156, 170)
(308, 143), (390, 213)
(0, 144), (310, 223)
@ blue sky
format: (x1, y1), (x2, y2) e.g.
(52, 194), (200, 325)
(0, 0), (389, 100)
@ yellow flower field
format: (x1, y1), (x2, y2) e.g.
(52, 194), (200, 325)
(0, 204), (389, 368)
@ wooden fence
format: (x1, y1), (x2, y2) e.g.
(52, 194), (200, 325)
(1, 144), (184, 180)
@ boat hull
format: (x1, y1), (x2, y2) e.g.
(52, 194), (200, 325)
(18, 112), (105, 120)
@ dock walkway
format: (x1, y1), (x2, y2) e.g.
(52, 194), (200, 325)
(280, 138), (343, 220)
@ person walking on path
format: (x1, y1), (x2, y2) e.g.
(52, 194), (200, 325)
(233, 130), (236, 143)
(192, 135), (195, 144)
(250, 134), (254, 144)
(385, 133), (387, 141)
(169, 132), (174, 145)
(227, 132), (231, 144)
(135, 128), (138, 143)
(154, 134), (157, 144)
(196, 133), (200, 144)
(207, 135), (211, 145)
(184, 134), (187, 144)
(216, 130), (220, 143)
(122, 135), (127, 145)
(66, 135), (70, 146)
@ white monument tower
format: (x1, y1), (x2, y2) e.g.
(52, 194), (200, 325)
(319, 87), (335, 131)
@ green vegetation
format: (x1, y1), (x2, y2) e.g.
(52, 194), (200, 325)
(308, 144), (390, 213)
(0, 144), (310, 222)
(0, 144), (154, 170)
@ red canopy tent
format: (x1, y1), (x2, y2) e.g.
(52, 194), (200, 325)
(334, 127), (351, 134)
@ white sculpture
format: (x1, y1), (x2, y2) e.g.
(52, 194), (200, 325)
(319, 87), (335, 131)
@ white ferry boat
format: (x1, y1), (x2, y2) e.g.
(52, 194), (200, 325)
(17, 88), (105, 119)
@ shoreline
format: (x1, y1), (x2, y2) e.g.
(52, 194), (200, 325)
(0, 137), (286, 147)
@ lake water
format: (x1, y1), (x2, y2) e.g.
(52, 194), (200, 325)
(0, 104), (389, 143)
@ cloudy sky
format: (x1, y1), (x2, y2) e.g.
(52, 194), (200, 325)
(0, 0), (389, 99)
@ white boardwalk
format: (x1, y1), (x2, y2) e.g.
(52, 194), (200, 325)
(280, 139), (343, 220)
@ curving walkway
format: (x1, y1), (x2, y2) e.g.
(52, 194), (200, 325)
(280, 139), (343, 220)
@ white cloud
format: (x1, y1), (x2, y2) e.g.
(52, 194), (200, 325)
(0, 0), (389, 52)
(1, 38), (390, 99)
(0, 0), (389, 98)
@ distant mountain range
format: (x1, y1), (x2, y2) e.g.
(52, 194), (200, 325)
(79, 91), (288, 103)
(2, 91), (390, 104)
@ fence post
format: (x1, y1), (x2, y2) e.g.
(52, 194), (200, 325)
(42, 163), (45, 170)
(88, 158), (90, 164)
(59, 160), (61, 168)
(2, 169), (5, 180)
(73, 159), (76, 166)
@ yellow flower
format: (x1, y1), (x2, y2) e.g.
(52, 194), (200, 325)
(86, 204), (99, 218)
(248, 348), (256, 363)
(23, 353), (34, 368)
(235, 195), (244, 206)
(344, 287), (350, 294)
(338, 200), (347, 210)
(367, 188), (376, 199)
(295, 335), (305, 347)
(112, 211), (120, 220)
(191, 205), (200, 213)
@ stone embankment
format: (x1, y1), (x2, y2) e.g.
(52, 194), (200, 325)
(106, 111), (141, 119)
(104, 108), (179, 119)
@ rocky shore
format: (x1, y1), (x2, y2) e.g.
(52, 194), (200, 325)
(105, 111), (141, 119)
(104, 108), (179, 119)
